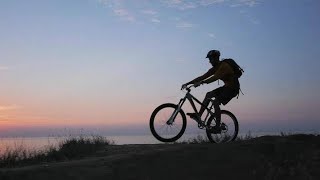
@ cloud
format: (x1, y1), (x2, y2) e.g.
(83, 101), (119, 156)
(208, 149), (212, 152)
(113, 9), (136, 22)
(97, 0), (262, 26)
(163, 0), (183, 5)
(231, 0), (260, 7)
(179, 2), (197, 10)
(98, 0), (121, 8)
(237, 9), (260, 25)
(141, 9), (160, 23)
(97, 0), (136, 22)
(200, 0), (227, 6)
(163, 0), (261, 9)
(208, 33), (216, 38)
(0, 66), (9, 70)
(176, 22), (194, 28)
(0, 105), (19, 111)
(151, 18), (161, 23)
(141, 9), (158, 15)
(162, 0), (225, 10)
(114, 9), (129, 16)
(238, 0), (260, 7)
(162, 0), (198, 10)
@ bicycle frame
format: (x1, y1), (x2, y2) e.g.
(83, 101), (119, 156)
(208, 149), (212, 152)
(150, 85), (239, 143)
(167, 87), (216, 125)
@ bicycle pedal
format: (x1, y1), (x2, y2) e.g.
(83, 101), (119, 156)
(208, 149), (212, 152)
(198, 122), (205, 129)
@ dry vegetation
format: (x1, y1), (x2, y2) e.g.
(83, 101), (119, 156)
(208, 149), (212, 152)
(0, 135), (114, 168)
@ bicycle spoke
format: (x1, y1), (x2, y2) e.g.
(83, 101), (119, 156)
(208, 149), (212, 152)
(150, 104), (187, 142)
(170, 124), (180, 134)
(158, 124), (167, 131)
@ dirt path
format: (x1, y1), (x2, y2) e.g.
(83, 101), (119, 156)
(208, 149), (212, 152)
(0, 144), (184, 179)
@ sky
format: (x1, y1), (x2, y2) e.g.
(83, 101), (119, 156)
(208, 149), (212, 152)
(0, 0), (320, 136)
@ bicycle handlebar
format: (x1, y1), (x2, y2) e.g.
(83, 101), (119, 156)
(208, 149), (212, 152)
(182, 82), (206, 92)
(184, 84), (196, 92)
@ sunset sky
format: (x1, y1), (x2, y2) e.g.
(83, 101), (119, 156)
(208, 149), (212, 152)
(1, 0), (320, 136)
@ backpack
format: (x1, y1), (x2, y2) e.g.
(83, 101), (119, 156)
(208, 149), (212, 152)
(222, 58), (244, 78)
(222, 58), (244, 98)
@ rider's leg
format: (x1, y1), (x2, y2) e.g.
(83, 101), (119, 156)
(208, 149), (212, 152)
(212, 99), (221, 126)
(198, 90), (216, 117)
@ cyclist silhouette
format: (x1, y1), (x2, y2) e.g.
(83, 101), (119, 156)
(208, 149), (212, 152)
(181, 50), (241, 133)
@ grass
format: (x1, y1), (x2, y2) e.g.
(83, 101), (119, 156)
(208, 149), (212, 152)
(174, 131), (256, 144)
(178, 133), (319, 179)
(0, 135), (114, 168)
(174, 131), (303, 144)
(235, 131), (256, 141)
(175, 135), (210, 144)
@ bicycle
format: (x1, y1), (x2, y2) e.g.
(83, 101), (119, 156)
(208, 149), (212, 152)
(149, 85), (239, 143)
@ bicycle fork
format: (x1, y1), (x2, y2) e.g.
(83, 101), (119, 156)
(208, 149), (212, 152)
(166, 97), (187, 125)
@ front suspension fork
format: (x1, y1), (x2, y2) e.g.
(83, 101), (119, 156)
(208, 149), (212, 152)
(167, 98), (186, 124)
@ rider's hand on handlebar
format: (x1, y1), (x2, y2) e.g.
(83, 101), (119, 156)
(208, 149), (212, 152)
(181, 83), (188, 90)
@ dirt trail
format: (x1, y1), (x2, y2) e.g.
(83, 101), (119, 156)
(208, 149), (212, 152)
(0, 144), (184, 179)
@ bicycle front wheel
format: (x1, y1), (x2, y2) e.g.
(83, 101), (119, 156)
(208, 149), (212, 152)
(206, 110), (239, 143)
(149, 103), (187, 142)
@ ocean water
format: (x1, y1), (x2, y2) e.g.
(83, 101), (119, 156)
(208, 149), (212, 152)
(0, 132), (276, 154)
(1, 130), (316, 154)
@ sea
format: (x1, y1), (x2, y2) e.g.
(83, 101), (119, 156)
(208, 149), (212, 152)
(1, 130), (318, 154)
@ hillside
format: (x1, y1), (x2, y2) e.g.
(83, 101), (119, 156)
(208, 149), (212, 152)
(1, 134), (319, 180)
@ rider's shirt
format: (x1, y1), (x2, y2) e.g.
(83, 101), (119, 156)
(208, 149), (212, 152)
(210, 61), (239, 89)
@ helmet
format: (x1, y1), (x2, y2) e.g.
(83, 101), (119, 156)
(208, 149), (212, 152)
(206, 50), (220, 58)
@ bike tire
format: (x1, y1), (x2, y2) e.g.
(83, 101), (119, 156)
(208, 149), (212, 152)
(149, 103), (187, 142)
(206, 110), (239, 143)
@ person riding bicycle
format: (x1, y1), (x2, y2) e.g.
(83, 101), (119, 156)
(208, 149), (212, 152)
(181, 50), (241, 133)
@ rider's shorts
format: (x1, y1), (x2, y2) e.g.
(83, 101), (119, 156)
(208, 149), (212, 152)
(207, 86), (239, 105)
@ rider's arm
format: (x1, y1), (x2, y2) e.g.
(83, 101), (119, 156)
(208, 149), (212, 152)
(203, 62), (231, 84)
(186, 67), (215, 85)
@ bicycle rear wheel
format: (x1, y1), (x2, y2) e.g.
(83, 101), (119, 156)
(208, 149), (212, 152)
(206, 110), (238, 143)
(149, 103), (187, 142)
